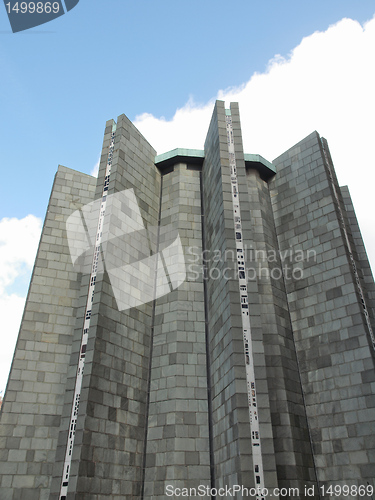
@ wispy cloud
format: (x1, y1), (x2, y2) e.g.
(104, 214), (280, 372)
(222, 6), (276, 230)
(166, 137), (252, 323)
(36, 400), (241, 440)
(134, 16), (375, 272)
(90, 155), (100, 177)
(0, 215), (42, 392)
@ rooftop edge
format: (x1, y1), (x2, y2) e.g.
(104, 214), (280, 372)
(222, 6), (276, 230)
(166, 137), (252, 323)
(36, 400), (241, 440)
(155, 148), (276, 179)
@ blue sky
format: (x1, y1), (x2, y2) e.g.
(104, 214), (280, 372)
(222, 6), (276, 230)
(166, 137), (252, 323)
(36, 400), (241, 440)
(1, 0), (375, 392)
(1, 0), (374, 219)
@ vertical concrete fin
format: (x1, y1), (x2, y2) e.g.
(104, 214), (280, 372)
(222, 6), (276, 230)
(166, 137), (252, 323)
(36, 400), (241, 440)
(0, 167), (96, 500)
(203, 101), (278, 494)
(272, 131), (375, 489)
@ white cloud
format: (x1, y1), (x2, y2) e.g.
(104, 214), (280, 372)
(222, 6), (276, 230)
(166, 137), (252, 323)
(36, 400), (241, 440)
(135, 97), (215, 155)
(135, 16), (375, 272)
(90, 156), (100, 177)
(0, 294), (26, 395)
(0, 215), (42, 393)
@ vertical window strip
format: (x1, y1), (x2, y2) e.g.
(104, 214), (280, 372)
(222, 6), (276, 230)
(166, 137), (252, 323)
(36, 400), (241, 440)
(59, 123), (117, 500)
(225, 113), (266, 499)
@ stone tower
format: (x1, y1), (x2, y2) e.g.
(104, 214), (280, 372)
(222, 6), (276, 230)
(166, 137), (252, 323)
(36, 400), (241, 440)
(0, 101), (374, 500)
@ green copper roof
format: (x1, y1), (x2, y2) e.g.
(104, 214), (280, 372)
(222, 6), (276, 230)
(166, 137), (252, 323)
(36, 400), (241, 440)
(244, 153), (276, 175)
(155, 148), (205, 165)
(155, 148), (276, 179)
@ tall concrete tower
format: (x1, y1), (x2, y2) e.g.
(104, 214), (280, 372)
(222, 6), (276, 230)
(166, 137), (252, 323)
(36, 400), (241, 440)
(0, 101), (374, 500)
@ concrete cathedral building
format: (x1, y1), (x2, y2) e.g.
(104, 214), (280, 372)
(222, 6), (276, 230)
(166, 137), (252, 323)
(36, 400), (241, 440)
(0, 101), (374, 500)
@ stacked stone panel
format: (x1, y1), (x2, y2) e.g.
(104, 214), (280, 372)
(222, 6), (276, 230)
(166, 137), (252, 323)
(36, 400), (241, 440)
(229, 103), (279, 494)
(143, 164), (211, 498)
(50, 116), (160, 499)
(244, 166), (318, 497)
(271, 132), (375, 493)
(202, 101), (279, 494)
(340, 186), (375, 325)
(0, 167), (96, 500)
(203, 101), (245, 489)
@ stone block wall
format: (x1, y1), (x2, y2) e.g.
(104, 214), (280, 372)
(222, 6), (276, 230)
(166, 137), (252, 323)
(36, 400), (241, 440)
(143, 164), (211, 498)
(50, 115), (160, 499)
(1, 102), (374, 499)
(272, 132), (375, 493)
(245, 166), (318, 496)
(0, 166), (96, 500)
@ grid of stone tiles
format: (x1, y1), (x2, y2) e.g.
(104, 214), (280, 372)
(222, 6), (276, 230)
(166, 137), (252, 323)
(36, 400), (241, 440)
(271, 132), (375, 489)
(143, 164), (211, 498)
(245, 166), (318, 496)
(0, 166), (96, 500)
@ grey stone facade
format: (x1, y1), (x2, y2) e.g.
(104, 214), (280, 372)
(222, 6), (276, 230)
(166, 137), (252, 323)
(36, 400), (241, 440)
(0, 167), (96, 500)
(0, 101), (374, 499)
(271, 132), (375, 489)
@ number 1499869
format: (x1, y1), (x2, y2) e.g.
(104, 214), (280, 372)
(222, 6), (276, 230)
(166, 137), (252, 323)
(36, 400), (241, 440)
(5, 2), (60, 14)
(320, 484), (374, 497)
